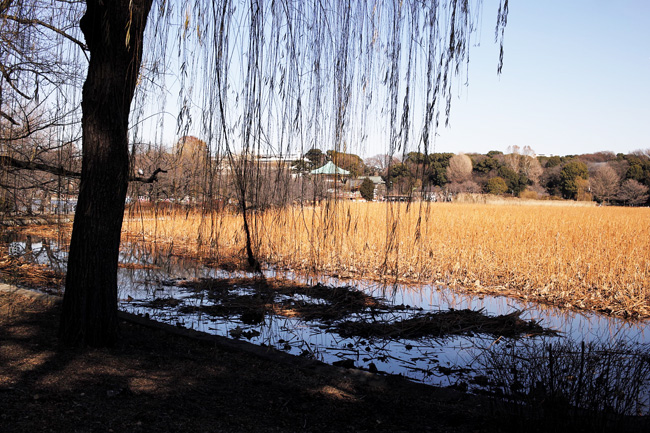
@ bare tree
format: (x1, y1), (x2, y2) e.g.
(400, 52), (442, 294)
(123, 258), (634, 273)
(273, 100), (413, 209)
(504, 145), (542, 184)
(0, 1), (87, 212)
(448, 180), (481, 194)
(0, 1), (86, 122)
(618, 179), (649, 206)
(365, 154), (400, 176)
(447, 153), (473, 183)
(631, 149), (650, 159)
(504, 145), (522, 173)
(590, 164), (620, 204)
(168, 136), (209, 204)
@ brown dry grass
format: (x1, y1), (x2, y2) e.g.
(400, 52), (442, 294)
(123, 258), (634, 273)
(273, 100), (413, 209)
(0, 251), (64, 293)
(122, 202), (650, 319)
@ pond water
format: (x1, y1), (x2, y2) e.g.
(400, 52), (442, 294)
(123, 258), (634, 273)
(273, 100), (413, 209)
(4, 233), (650, 405)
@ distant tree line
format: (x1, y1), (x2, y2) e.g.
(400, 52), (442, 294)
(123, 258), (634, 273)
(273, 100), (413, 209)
(296, 145), (650, 206)
(4, 140), (650, 213)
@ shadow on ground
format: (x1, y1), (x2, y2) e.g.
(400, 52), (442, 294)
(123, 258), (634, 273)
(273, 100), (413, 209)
(1, 289), (647, 433)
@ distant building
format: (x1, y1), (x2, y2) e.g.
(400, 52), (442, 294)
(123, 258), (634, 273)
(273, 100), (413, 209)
(309, 161), (350, 176)
(348, 176), (384, 187)
(347, 176), (386, 200)
(256, 153), (302, 168)
(308, 162), (353, 199)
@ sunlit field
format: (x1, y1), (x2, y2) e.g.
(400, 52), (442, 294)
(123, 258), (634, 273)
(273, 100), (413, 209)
(122, 201), (650, 319)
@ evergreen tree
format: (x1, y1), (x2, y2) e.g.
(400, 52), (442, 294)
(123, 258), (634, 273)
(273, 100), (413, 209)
(359, 177), (375, 201)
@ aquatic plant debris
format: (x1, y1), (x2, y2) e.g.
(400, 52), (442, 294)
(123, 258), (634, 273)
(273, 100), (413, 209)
(0, 248), (64, 293)
(145, 277), (557, 339)
(4, 229), (647, 399)
(152, 277), (392, 324)
(336, 309), (558, 339)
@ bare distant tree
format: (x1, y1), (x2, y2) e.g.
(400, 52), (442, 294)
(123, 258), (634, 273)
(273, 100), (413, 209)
(446, 153), (473, 183)
(631, 149), (650, 159)
(618, 179), (649, 206)
(504, 145), (522, 173)
(365, 154), (400, 176)
(504, 145), (542, 184)
(170, 136), (209, 203)
(589, 164), (620, 204)
(522, 156), (543, 184)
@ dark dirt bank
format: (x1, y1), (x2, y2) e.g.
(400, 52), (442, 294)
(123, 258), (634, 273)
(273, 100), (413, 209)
(0, 287), (646, 433)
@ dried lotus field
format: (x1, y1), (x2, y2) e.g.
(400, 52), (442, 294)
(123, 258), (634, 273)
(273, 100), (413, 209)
(122, 201), (650, 319)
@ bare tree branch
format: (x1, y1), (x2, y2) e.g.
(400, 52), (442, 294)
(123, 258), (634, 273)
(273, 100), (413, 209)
(129, 167), (167, 183)
(0, 61), (32, 99)
(0, 155), (80, 178)
(0, 109), (19, 125)
(2, 14), (88, 51)
(0, 155), (166, 183)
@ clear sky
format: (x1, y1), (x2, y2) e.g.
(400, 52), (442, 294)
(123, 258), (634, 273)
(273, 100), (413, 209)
(142, 1), (649, 159)
(420, 0), (650, 157)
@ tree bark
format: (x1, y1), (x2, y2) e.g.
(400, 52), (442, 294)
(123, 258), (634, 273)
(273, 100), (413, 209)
(59, 0), (153, 346)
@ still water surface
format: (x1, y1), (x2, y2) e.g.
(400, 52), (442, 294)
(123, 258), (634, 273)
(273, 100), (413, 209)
(6, 235), (649, 390)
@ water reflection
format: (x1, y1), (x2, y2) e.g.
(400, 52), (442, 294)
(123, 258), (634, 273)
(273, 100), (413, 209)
(4, 232), (649, 395)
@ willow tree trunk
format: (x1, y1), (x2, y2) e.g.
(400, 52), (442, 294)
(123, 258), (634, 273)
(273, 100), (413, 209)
(59, 0), (153, 346)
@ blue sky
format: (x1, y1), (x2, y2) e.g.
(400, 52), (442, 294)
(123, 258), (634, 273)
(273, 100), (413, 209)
(141, 1), (649, 159)
(421, 0), (650, 157)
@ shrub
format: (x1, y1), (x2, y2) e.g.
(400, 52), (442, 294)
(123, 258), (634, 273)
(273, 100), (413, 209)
(486, 176), (508, 195)
(359, 177), (375, 201)
(519, 188), (538, 200)
(478, 338), (650, 424)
